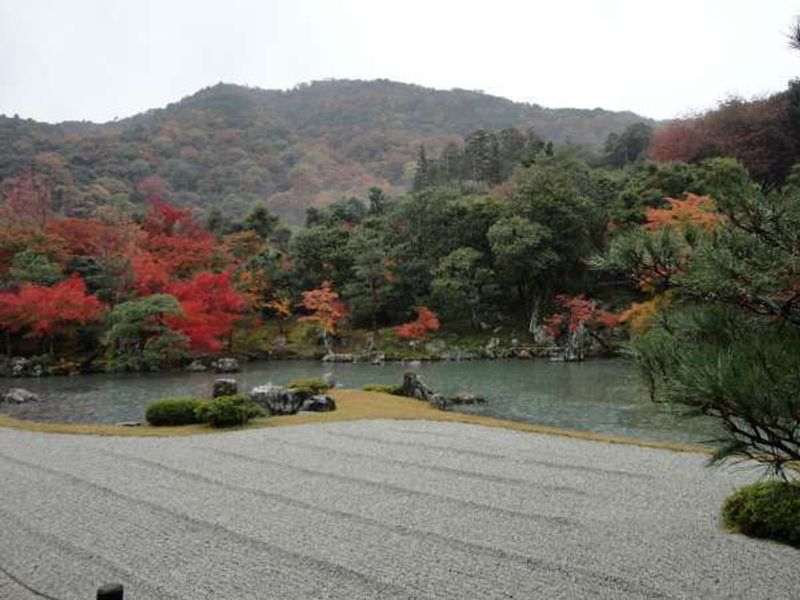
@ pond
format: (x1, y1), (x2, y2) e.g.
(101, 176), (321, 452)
(0, 359), (719, 445)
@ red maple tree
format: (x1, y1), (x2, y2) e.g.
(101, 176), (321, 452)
(164, 271), (247, 352)
(0, 275), (105, 343)
(544, 295), (619, 339)
(140, 199), (217, 278)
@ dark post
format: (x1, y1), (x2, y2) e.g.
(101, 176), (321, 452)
(96, 583), (123, 600)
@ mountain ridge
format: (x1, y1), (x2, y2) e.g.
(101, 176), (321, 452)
(0, 79), (654, 223)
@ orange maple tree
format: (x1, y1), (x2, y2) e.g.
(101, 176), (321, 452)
(644, 194), (720, 232)
(298, 281), (348, 348)
(394, 307), (440, 341)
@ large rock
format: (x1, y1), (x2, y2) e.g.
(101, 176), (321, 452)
(3, 388), (41, 404)
(212, 378), (238, 398)
(402, 371), (434, 401)
(300, 394), (337, 412)
(249, 384), (303, 415)
(449, 393), (487, 405)
(212, 357), (240, 373)
(401, 372), (450, 411)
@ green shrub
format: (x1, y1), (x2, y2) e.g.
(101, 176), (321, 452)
(195, 395), (266, 428)
(722, 480), (800, 546)
(145, 397), (205, 426)
(287, 378), (330, 393)
(362, 383), (404, 395)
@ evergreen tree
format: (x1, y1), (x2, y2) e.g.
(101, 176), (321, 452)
(412, 145), (430, 192)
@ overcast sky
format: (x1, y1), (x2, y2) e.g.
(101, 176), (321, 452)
(1, 0), (798, 123)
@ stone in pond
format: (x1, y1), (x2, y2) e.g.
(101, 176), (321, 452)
(300, 394), (337, 412)
(186, 360), (207, 372)
(3, 388), (41, 404)
(449, 393), (487, 405)
(213, 378), (238, 398)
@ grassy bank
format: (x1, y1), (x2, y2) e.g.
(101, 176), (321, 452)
(0, 389), (707, 454)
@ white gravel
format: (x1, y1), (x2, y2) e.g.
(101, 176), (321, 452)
(0, 419), (798, 599)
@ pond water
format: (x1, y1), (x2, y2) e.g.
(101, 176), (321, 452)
(1, 359), (719, 445)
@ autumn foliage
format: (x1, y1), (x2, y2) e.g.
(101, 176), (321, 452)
(649, 96), (796, 185)
(140, 199), (218, 279)
(164, 272), (247, 352)
(544, 295), (619, 339)
(394, 307), (440, 341)
(0, 275), (105, 340)
(298, 281), (349, 335)
(644, 194), (720, 232)
(0, 170), (52, 232)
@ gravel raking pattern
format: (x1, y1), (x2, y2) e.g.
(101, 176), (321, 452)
(1, 420), (798, 599)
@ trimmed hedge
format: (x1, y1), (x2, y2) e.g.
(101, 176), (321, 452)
(145, 397), (205, 426)
(195, 395), (265, 428)
(722, 480), (800, 546)
(362, 383), (404, 396)
(287, 378), (330, 394)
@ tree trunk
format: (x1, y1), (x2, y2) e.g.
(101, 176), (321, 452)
(322, 329), (330, 353)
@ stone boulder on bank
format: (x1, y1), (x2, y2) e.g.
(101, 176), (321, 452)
(2, 388), (41, 404)
(212, 357), (240, 373)
(401, 372), (449, 411)
(249, 384), (303, 415)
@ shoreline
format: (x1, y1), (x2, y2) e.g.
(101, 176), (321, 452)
(0, 388), (710, 455)
(0, 352), (622, 380)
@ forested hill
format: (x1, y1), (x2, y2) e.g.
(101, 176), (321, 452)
(0, 79), (652, 223)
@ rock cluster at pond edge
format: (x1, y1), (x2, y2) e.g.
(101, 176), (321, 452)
(249, 383), (336, 416)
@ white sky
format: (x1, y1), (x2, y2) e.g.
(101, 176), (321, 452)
(1, 0), (798, 123)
